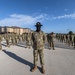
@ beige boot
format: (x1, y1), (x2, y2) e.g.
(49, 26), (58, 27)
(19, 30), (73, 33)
(31, 65), (37, 72)
(42, 66), (45, 74)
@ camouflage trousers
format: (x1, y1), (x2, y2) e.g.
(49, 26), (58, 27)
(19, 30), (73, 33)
(48, 41), (54, 49)
(11, 39), (15, 45)
(6, 40), (10, 46)
(26, 41), (31, 47)
(0, 42), (2, 50)
(14, 39), (18, 45)
(33, 49), (44, 66)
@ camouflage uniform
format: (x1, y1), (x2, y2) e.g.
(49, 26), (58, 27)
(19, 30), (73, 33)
(66, 34), (68, 44)
(74, 35), (75, 48)
(11, 34), (15, 45)
(59, 34), (61, 42)
(69, 35), (72, 46)
(61, 35), (63, 43)
(64, 34), (66, 43)
(50, 33), (55, 50)
(72, 35), (74, 46)
(47, 33), (55, 50)
(14, 34), (18, 45)
(4, 34), (10, 47)
(0, 35), (2, 50)
(56, 34), (60, 42)
(22, 33), (26, 42)
(32, 31), (45, 66)
(25, 33), (31, 48)
(47, 33), (51, 49)
(67, 35), (70, 46)
(18, 35), (22, 43)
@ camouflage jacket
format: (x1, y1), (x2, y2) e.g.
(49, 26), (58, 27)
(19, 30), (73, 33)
(47, 34), (54, 42)
(0, 35), (2, 42)
(26, 33), (32, 42)
(4, 34), (10, 40)
(32, 31), (45, 50)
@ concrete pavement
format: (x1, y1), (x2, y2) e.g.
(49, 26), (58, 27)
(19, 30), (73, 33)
(0, 41), (75, 75)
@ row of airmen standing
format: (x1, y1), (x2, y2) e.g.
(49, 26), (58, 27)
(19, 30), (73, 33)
(0, 32), (56, 50)
(1, 32), (75, 50)
(0, 33), (32, 50)
(56, 34), (75, 48)
(0, 32), (55, 50)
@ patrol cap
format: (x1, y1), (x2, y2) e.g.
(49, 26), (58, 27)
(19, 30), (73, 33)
(35, 22), (42, 26)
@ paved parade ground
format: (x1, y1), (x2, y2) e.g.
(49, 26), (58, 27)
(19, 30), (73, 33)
(0, 40), (75, 75)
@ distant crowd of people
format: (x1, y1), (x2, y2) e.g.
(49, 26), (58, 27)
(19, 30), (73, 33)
(1, 31), (75, 51)
(56, 34), (75, 48)
(0, 33), (32, 50)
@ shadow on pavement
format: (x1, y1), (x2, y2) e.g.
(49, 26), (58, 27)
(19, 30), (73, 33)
(44, 42), (75, 50)
(16, 44), (25, 48)
(54, 42), (75, 50)
(2, 50), (42, 73)
(1, 43), (7, 47)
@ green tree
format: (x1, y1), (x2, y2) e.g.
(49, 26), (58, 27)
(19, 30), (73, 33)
(68, 31), (73, 35)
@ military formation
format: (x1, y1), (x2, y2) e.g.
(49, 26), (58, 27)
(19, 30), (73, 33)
(0, 32), (32, 50)
(0, 22), (75, 74)
(56, 33), (75, 48)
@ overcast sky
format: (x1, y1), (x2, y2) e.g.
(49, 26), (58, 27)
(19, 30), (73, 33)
(0, 0), (75, 33)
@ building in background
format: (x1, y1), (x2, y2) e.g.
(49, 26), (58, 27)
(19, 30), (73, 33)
(0, 26), (31, 34)
(23, 28), (31, 33)
(0, 26), (5, 33)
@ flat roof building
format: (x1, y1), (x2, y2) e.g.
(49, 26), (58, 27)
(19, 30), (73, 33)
(0, 26), (31, 34)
